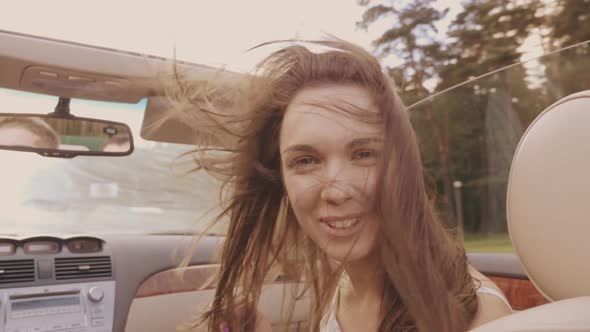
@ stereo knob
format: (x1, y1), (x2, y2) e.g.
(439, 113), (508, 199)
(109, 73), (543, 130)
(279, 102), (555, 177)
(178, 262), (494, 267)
(88, 287), (104, 303)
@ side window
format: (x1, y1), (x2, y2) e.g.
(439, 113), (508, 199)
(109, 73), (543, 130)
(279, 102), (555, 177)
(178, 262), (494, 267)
(409, 44), (590, 253)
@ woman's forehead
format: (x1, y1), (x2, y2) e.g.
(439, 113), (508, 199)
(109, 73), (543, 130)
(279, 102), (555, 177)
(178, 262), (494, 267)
(280, 84), (382, 147)
(289, 84), (375, 110)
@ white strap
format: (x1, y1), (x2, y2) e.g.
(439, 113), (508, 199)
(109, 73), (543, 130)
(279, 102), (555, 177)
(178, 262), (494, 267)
(477, 286), (512, 310)
(320, 288), (343, 332)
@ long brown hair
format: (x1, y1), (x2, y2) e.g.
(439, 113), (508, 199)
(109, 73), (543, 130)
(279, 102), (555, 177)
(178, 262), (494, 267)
(167, 39), (479, 332)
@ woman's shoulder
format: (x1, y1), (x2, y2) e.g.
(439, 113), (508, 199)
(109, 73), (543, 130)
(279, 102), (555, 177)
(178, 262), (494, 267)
(468, 264), (505, 293)
(468, 265), (513, 329)
(252, 311), (272, 332)
(320, 309), (342, 332)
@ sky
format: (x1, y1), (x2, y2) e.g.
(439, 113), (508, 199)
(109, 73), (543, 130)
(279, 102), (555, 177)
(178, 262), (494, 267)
(0, 0), (465, 72)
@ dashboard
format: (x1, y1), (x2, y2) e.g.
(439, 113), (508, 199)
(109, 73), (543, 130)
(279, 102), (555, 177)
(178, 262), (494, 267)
(0, 234), (221, 332)
(0, 234), (530, 332)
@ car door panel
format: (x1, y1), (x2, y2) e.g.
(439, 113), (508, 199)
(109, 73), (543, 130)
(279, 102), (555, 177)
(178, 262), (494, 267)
(99, 235), (222, 332)
(135, 264), (219, 298)
(120, 238), (308, 332)
(127, 283), (308, 332)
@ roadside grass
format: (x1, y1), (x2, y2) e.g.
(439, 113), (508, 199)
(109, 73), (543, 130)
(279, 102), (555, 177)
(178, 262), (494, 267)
(463, 233), (514, 253)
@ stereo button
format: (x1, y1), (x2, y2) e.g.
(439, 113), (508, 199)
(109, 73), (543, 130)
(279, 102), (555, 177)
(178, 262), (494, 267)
(48, 324), (66, 331)
(91, 306), (103, 315)
(91, 318), (105, 327)
(29, 327), (45, 332)
(87, 287), (104, 303)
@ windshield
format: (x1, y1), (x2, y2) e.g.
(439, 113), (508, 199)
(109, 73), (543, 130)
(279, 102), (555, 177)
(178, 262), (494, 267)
(0, 90), (224, 235)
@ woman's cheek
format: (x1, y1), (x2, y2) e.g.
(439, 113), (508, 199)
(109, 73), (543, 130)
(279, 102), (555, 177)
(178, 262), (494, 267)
(365, 170), (378, 203)
(284, 174), (320, 221)
(352, 166), (378, 202)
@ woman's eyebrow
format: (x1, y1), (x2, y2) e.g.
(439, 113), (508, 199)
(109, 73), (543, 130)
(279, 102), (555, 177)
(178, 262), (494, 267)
(281, 138), (382, 155)
(347, 137), (383, 149)
(281, 144), (318, 155)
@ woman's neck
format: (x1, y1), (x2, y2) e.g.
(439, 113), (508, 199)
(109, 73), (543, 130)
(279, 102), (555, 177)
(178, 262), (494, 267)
(340, 253), (384, 307)
(334, 253), (384, 331)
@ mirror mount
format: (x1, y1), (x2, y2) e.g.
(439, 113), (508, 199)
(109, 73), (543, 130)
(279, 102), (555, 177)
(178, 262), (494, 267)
(48, 97), (74, 119)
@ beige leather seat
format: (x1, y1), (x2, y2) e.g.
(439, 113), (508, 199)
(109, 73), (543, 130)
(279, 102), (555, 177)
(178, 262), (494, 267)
(471, 90), (590, 331)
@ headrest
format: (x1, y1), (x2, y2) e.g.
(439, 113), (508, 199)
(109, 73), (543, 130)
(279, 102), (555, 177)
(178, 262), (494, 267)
(507, 90), (590, 301)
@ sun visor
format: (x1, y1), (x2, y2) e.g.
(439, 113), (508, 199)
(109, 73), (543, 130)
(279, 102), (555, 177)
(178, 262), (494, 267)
(140, 96), (228, 147)
(20, 66), (150, 103)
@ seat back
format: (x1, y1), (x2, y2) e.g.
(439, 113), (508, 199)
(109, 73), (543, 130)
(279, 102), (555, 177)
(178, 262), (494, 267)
(472, 90), (590, 331)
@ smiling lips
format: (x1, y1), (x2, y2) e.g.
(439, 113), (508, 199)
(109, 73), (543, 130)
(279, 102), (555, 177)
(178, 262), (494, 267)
(319, 215), (362, 230)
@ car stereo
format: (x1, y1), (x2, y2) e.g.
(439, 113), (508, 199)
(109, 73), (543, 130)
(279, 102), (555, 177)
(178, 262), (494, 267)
(0, 236), (115, 332)
(0, 280), (115, 332)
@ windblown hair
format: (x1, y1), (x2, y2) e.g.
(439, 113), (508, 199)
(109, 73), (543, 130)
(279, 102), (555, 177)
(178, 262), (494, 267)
(167, 39), (479, 332)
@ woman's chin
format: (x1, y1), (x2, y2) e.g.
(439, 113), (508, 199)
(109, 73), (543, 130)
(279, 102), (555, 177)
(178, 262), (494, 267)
(323, 244), (375, 264)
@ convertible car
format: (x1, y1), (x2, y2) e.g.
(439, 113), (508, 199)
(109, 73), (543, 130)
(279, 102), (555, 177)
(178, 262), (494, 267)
(0, 30), (588, 332)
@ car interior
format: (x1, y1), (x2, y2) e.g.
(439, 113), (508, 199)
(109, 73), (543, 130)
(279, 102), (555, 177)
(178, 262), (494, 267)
(0, 29), (588, 332)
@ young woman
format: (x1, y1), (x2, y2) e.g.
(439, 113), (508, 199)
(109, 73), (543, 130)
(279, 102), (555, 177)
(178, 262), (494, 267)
(169, 40), (512, 332)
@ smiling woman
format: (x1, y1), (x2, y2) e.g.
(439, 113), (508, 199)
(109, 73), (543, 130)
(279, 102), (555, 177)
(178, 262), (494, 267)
(167, 39), (511, 332)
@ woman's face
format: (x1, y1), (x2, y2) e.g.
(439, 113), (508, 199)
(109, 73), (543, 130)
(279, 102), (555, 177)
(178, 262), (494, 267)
(279, 84), (383, 263)
(0, 126), (43, 148)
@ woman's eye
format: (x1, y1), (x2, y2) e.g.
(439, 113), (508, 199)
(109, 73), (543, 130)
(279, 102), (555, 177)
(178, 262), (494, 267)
(287, 156), (319, 169)
(352, 149), (378, 160)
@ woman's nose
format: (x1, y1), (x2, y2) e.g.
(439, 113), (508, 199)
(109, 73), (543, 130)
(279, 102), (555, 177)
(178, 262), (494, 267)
(320, 181), (354, 205)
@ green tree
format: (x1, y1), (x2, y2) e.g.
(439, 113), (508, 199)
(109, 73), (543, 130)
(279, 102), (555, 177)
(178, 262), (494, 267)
(549, 0), (590, 49)
(438, 0), (544, 89)
(542, 0), (590, 101)
(358, 0), (448, 104)
(359, 0), (546, 233)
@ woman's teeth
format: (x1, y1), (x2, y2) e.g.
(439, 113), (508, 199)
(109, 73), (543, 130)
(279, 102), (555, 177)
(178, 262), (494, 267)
(325, 218), (359, 229)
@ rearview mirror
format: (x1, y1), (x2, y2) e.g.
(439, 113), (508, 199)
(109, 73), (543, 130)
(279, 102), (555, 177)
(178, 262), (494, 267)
(0, 114), (133, 158)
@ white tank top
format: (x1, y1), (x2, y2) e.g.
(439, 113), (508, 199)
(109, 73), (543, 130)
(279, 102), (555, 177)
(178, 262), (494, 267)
(319, 285), (512, 332)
